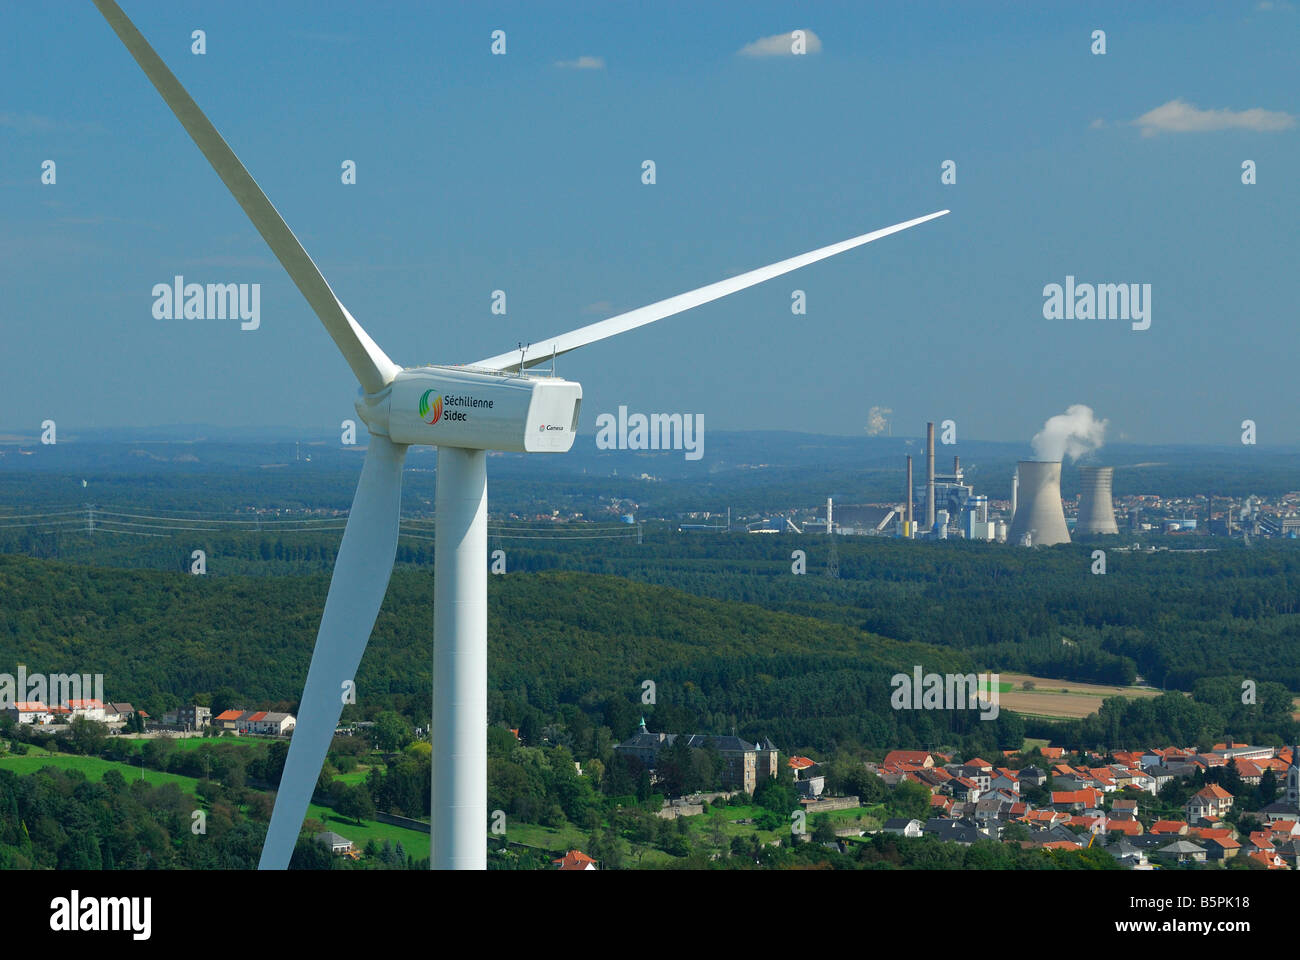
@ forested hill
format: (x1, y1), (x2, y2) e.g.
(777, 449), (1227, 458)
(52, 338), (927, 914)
(0, 555), (975, 751)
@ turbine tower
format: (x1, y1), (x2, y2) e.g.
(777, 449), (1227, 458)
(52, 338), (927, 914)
(1007, 461), (1070, 546)
(1075, 466), (1119, 536)
(93, 0), (949, 870)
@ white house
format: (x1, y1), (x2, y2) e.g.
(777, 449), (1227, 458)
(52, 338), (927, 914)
(66, 699), (107, 721)
(251, 711), (296, 735)
(4, 701), (53, 724)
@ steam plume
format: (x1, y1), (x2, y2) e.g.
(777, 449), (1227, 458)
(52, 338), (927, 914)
(1031, 404), (1107, 462)
(865, 405), (892, 436)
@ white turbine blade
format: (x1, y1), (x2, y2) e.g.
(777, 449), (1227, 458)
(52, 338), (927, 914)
(92, 0), (400, 395)
(472, 209), (949, 372)
(259, 436), (406, 869)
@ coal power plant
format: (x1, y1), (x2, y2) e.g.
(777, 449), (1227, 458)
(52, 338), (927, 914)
(1007, 460), (1070, 546)
(1075, 465), (1119, 536)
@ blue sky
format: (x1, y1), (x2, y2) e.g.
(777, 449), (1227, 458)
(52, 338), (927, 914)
(3, 1), (1297, 447)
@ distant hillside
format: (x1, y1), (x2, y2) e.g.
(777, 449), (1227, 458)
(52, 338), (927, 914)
(0, 555), (974, 751)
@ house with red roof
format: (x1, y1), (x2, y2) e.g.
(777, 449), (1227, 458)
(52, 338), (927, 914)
(1050, 788), (1103, 812)
(1247, 850), (1286, 869)
(1204, 836), (1241, 861)
(1186, 784), (1234, 823)
(3, 701), (54, 725)
(989, 768), (1020, 794)
(553, 849), (597, 871)
(1150, 819), (1189, 836)
(883, 750), (933, 769)
(1106, 818), (1143, 837)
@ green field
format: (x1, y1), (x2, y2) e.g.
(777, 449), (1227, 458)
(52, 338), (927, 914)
(0, 750), (431, 860)
(305, 804), (429, 860)
(497, 820), (589, 854)
(0, 753), (202, 793)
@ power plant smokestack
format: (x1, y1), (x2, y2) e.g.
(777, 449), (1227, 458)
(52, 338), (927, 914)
(953, 455), (960, 477)
(926, 422), (935, 532)
(1007, 460), (1070, 546)
(826, 497), (833, 535)
(905, 455), (913, 535)
(1011, 469), (1018, 519)
(1075, 466), (1118, 536)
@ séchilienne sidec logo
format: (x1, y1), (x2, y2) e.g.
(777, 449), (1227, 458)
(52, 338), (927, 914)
(418, 390), (443, 425)
(418, 392), (494, 425)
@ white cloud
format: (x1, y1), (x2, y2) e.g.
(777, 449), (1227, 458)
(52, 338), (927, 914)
(1089, 117), (1105, 130)
(737, 29), (822, 57)
(555, 56), (605, 70)
(1134, 99), (1295, 136)
(1255, 1), (1295, 11)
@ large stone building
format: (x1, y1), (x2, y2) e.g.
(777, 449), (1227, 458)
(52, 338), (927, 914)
(614, 720), (779, 794)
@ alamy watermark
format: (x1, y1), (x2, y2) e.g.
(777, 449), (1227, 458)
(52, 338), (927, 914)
(152, 275), (260, 330)
(595, 406), (703, 461)
(1042, 275), (1150, 331)
(890, 667), (1000, 720)
(0, 668), (105, 709)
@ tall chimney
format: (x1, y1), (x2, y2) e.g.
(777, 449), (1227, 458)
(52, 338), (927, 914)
(1012, 469), (1019, 519)
(954, 455), (960, 477)
(926, 422), (935, 532)
(906, 455), (913, 534)
(826, 497), (833, 535)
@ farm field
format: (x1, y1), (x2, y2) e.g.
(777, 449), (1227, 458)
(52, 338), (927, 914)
(996, 673), (1164, 720)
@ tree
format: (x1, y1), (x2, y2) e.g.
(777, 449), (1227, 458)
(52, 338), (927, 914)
(68, 716), (107, 755)
(372, 712), (412, 752)
(335, 784), (376, 825)
(211, 687), (240, 716)
(811, 815), (838, 844)
(289, 836), (333, 870)
(1256, 767), (1278, 807)
(1219, 757), (1244, 797)
(754, 777), (798, 816)
(885, 780), (932, 822)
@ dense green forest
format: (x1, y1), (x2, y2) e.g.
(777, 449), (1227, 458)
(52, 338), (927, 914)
(1, 531), (1297, 756)
(4, 523), (1298, 695)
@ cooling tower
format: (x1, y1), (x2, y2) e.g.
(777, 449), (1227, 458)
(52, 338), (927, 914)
(1075, 466), (1118, 536)
(1007, 460), (1070, 546)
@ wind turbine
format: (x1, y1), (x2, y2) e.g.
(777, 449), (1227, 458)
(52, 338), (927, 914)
(93, 0), (949, 870)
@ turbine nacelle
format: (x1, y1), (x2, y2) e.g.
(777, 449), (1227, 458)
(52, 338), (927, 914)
(355, 365), (582, 453)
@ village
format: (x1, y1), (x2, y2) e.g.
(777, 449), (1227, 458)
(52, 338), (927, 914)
(787, 741), (1300, 869)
